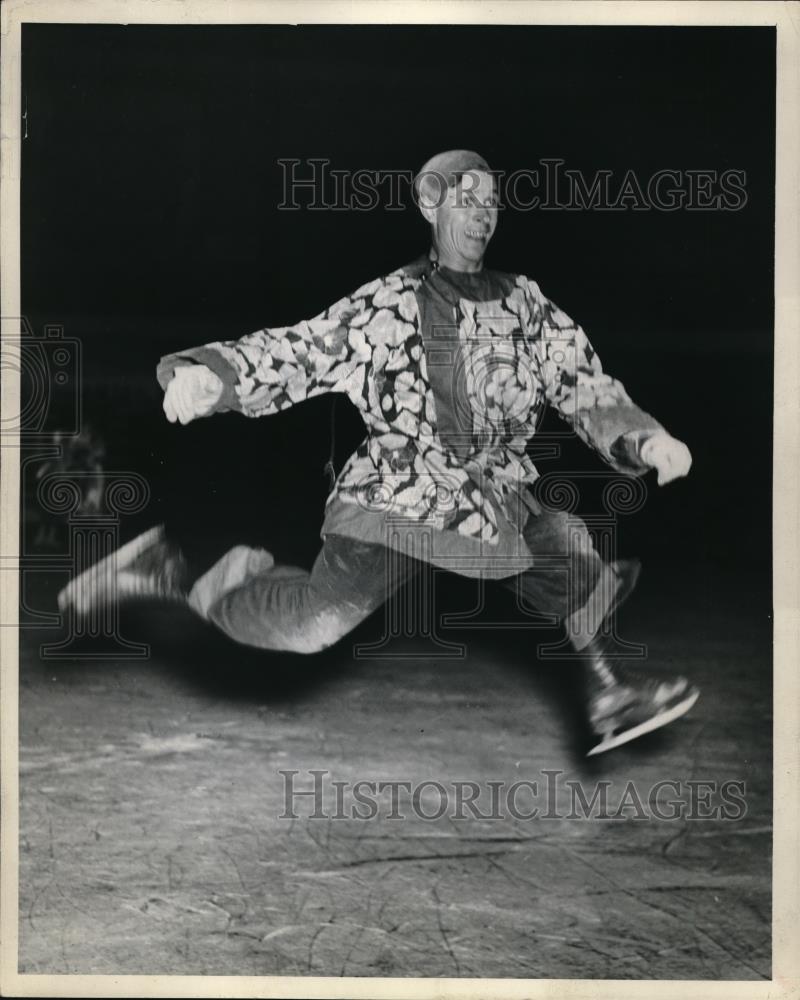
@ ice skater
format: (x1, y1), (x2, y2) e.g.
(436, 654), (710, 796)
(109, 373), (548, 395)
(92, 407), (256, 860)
(59, 150), (698, 755)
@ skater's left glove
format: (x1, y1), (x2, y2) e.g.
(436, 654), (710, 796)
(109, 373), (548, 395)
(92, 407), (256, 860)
(639, 433), (692, 486)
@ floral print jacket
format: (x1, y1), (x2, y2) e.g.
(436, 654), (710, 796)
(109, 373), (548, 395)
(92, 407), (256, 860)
(157, 260), (663, 545)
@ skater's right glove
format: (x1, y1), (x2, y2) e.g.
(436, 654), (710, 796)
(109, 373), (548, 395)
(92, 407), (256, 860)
(163, 364), (224, 425)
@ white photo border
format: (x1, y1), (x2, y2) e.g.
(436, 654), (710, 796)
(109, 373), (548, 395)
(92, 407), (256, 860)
(1, 2), (797, 998)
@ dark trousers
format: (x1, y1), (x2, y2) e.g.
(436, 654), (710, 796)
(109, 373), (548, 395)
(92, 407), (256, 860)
(187, 510), (618, 653)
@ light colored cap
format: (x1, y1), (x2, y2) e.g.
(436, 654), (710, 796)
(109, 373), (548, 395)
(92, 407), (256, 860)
(413, 149), (492, 205)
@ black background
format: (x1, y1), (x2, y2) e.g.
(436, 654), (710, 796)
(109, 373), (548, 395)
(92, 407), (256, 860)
(21, 25), (774, 593)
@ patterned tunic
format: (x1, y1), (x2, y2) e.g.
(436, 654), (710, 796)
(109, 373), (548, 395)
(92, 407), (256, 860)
(157, 255), (664, 577)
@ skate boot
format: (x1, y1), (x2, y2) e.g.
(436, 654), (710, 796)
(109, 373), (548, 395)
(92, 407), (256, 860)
(583, 637), (699, 756)
(609, 558), (641, 617)
(57, 524), (192, 616)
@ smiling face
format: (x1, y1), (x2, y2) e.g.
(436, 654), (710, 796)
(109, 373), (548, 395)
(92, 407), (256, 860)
(419, 170), (499, 273)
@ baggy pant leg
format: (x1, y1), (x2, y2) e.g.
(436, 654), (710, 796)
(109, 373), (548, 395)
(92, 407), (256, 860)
(510, 509), (623, 651)
(187, 534), (416, 653)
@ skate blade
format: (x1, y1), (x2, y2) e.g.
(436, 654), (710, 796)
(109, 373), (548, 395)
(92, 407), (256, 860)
(57, 524), (165, 612)
(587, 689), (700, 756)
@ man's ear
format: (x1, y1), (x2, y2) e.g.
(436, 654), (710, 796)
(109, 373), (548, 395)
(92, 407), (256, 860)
(418, 196), (437, 225)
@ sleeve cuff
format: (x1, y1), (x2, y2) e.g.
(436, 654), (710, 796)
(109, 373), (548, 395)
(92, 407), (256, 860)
(156, 347), (241, 412)
(609, 429), (661, 474)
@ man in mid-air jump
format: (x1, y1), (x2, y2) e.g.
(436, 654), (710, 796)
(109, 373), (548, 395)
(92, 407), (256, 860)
(60, 150), (697, 755)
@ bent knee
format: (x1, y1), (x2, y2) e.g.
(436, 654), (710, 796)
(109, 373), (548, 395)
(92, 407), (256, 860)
(279, 625), (342, 654)
(234, 608), (356, 655)
(524, 510), (596, 558)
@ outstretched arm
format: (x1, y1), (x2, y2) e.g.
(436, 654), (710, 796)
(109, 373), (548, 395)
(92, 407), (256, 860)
(525, 279), (691, 483)
(156, 276), (384, 422)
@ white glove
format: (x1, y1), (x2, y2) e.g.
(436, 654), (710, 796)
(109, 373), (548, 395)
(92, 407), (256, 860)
(163, 364), (224, 425)
(640, 432), (692, 486)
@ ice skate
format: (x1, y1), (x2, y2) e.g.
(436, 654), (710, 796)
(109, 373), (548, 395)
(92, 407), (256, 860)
(584, 643), (699, 756)
(57, 524), (191, 616)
